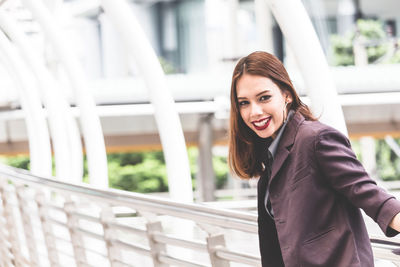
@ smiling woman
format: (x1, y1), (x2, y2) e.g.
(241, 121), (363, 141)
(228, 51), (315, 179)
(236, 74), (291, 139)
(228, 51), (400, 267)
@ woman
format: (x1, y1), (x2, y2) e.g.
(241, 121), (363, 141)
(228, 51), (400, 267)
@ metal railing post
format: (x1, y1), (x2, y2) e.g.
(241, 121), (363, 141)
(146, 221), (168, 267)
(35, 190), (60, 267)
(0, 218), (11, 267)
(100, 205), (120, 267)
(0, 180), (24, 267)
(206, 234), (230, 267)
(16, 185), (39, 266)
(64, 200), (87, 266)
(0, 184), (13, 266)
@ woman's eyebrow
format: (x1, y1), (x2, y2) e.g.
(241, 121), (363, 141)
(256, 90), (271, 96)
(237, 89), (271, 99)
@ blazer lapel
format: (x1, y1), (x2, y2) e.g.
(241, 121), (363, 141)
(270, 149), (290, 181)
(269, 112), (305, 184)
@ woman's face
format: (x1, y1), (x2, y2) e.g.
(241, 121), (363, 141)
(236, 74), (292, 139)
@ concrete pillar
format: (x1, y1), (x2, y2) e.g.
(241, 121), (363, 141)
(337, 0), (357, 35)
(353, 36), (368, 66)
(197, 114), (216, 202)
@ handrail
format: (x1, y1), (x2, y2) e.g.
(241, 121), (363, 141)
(0, 163), (399, 267)
(0, 164), (257, 232)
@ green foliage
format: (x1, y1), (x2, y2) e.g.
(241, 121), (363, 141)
(159, 57), (177, 74)
(350, 139), (362, 161)
(108, 148), (229, 192)
(357, 19), (385, 39)
(376, 139), (400, 181)
(108, 153), (168, 193)
(188, 147), (198, 189)
(331, 19), (400, 66)
(108, 152), (145, 166)
(1, 155), (30, 170)
(331, 33), (355, 66)
(2, 148), (229, 193)
(3, 139), (399, 187)
(107, 151), (164, 192)
(213, 155), (228, 189)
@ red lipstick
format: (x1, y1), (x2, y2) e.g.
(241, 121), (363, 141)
(252, 117), (271, 131)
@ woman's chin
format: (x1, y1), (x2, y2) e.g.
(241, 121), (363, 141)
(254, 130), (273, 139)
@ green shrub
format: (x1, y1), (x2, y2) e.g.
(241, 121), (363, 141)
(2, 155), (30, 170)
(376, 139), (400, 181)
(331, 19), (400, 65)
(2, 147), (230, 193)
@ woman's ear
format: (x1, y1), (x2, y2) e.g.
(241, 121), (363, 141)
(284, 92), (292, 104)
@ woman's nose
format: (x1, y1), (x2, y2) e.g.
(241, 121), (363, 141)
(250, 103), (263, 116)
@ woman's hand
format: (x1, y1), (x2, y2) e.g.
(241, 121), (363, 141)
(389, 212), (400, 232)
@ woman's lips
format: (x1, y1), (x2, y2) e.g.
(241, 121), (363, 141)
(252, 117), (271, 131)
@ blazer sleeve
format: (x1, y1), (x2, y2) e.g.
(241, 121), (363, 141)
(315, 128), (400, 237)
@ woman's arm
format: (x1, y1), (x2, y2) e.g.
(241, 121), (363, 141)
(389, 212), (400, 232)
(315, 128), (400, 237)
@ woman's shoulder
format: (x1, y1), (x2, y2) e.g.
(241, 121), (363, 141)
(297, 119), (345, 141)
(296, 119), (350, 148)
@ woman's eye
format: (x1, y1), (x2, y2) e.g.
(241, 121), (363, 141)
(238, 101), (249, 106)
(260, 95), (271, 101)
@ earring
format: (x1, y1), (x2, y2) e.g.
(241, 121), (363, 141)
(283, 101), (289, 123)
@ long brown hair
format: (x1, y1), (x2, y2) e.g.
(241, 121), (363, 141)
(228, 51), (316, 179)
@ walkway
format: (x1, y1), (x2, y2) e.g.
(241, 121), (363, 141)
(0, 164), (399, 267)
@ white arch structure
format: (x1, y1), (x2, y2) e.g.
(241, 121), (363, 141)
(265, 0), (348, 135)
(0, 11), (84, 182)
(0, 0), (194, 200)
(101, 0), (194, 202)
(0, 30), (52, 177)
(20, 0), (108, 188)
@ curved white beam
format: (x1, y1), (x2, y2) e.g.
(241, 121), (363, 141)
(0, 31), (52, 177)
(227, 0), (239, 59)
(254, 0), (274, 52)
(266, 0), (348, 136)
(101, 0), (194, 202)
(20, 0), (108, 187)
(0, 11), (83, 182)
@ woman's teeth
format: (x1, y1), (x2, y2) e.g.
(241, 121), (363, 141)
(254, 118), (270, 127)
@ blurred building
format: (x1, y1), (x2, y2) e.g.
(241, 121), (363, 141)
(0, 0), (399, 155)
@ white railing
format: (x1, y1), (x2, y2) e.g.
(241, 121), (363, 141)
(0, 163), (399, 267)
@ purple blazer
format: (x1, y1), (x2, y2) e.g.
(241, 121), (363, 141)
(257, 112), (400, 267)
